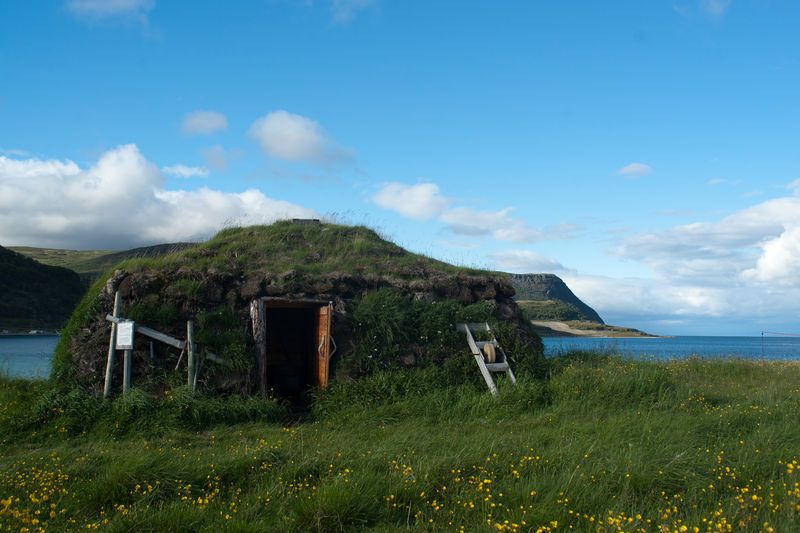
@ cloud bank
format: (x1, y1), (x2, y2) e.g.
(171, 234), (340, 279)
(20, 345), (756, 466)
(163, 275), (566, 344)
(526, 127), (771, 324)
(0, 145), (316, 249)
(527, 186), (800, 331)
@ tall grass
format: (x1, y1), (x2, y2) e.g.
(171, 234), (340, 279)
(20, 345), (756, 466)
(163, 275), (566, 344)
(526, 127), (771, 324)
(2, 354), (799, 531)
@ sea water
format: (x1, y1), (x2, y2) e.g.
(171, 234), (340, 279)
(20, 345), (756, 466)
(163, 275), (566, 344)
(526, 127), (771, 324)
(2, 335), (800, 380)
(0, 335), (59, 379)
(543, 335), (800, 360)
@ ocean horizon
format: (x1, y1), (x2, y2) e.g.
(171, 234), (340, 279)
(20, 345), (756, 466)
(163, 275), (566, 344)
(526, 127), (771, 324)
(3, 334), (800, 380)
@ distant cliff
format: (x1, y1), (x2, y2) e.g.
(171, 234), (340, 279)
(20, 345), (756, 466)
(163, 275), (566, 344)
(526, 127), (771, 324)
(507, 273), (604, 324)
(0, 245), (85, 330)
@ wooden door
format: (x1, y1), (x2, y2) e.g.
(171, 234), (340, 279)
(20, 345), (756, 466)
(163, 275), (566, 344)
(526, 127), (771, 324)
(315, 303), (333, 387)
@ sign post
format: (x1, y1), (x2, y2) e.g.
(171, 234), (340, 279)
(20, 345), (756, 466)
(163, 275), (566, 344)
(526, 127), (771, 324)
(116, 321), (135, 350)
(116, 321), (135, 394)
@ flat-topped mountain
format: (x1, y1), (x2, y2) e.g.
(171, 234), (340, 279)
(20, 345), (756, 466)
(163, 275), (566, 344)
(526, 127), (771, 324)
(508, 273), (604, 324)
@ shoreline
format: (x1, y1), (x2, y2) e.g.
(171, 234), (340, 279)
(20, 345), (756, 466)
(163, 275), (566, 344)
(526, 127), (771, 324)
(0, 332), (59, 337)
(530, 320), (660, 338)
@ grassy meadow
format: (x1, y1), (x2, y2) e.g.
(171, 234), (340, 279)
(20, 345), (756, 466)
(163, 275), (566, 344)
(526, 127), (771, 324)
(1, 354), (799, 532)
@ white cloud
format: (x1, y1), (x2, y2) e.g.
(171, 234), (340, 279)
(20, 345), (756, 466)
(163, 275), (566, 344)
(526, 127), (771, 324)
(372, 180), (575, 243)
(560, 274), (732, 319)
(441, 207), (574, 243)
(618, 162), (653, 178)
(490, 250), (566, 273)
(372, 182), (448, 221)
(331, 0), (375, 23)
(618, 195), (800, 285)
(162, 164), (209, 178)
(249, 110), (349, 165)
(598, 184), (800, 326)
(66, 0), (154, 22)
(742, 226), (800, 287)
(0, 145), (316, 249)
(700, 0), (731, 17)
(182, 110), (228, 136)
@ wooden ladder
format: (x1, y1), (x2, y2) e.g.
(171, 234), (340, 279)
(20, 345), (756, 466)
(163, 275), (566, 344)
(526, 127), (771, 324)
(457, 322), (517, 395)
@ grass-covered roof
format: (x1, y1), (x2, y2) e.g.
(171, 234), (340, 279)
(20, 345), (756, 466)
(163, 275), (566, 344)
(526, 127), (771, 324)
(115, 221), (488, 279)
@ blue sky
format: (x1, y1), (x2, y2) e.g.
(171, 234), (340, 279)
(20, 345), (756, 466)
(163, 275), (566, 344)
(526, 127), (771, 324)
(2, 0), (800, 335)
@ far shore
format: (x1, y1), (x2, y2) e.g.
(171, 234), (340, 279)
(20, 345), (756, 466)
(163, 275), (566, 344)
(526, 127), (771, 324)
(530, 320), (661, 338)
(0, 331), (59, 337)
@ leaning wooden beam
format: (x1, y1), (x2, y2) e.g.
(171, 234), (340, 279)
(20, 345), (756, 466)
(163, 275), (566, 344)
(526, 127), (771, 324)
(250, 299), (267, 397)
(105, 314), (185, 350)
(174, 343), (186, 370)
(103, 292), (122, 398)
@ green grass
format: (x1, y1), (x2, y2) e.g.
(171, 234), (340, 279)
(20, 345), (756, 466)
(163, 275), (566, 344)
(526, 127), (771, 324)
(9, 244), (196, 277)
(517, 300), (593, 322)
(8, 247), (113, 272)
(104, 221), (489, 280)
(2, 354), (799, 531)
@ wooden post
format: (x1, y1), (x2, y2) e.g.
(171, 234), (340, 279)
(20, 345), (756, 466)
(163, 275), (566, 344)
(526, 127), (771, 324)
(250, 300), (267, 397)
(103, 291), (121, 398)
(187, 321), (195, 390)
(193, 354), (202, 391)
(123, 349), (132, 395)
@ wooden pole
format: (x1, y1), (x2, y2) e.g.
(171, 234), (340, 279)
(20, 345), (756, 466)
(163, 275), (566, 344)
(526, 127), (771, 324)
(250, 300), (267, 397)
(187, 321), (195, 390)
(103, 291), (121, 398)
(193, 353), (202, 391)
(123, 349), (132, 395)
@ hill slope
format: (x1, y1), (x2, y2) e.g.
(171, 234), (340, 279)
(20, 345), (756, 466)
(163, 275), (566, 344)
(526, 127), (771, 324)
(508, 273), (604, 323)
(0, 245), (85, 330)
(11, 243), (196, 278)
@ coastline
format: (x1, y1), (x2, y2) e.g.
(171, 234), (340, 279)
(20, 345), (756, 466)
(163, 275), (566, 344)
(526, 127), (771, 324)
(530, 320), (660, 338)
(0, 331), (59, 337)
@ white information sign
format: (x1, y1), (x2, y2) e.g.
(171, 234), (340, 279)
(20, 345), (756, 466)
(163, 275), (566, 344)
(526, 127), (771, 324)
(116, 321), (135, 350)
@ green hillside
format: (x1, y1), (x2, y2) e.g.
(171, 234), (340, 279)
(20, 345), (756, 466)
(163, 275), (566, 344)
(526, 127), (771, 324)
(516, 299), (591, 322)
(0, 246), (86, 330)
(11, 243), (196, 278)
(7, 247), (113, 272)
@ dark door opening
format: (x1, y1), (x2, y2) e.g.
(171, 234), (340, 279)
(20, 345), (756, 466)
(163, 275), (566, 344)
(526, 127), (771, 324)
(256, 299), (333, 401)
(265, 307), (315, 398)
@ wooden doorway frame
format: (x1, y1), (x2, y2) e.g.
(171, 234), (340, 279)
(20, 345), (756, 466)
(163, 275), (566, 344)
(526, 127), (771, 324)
(249, 297), (334, 397)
